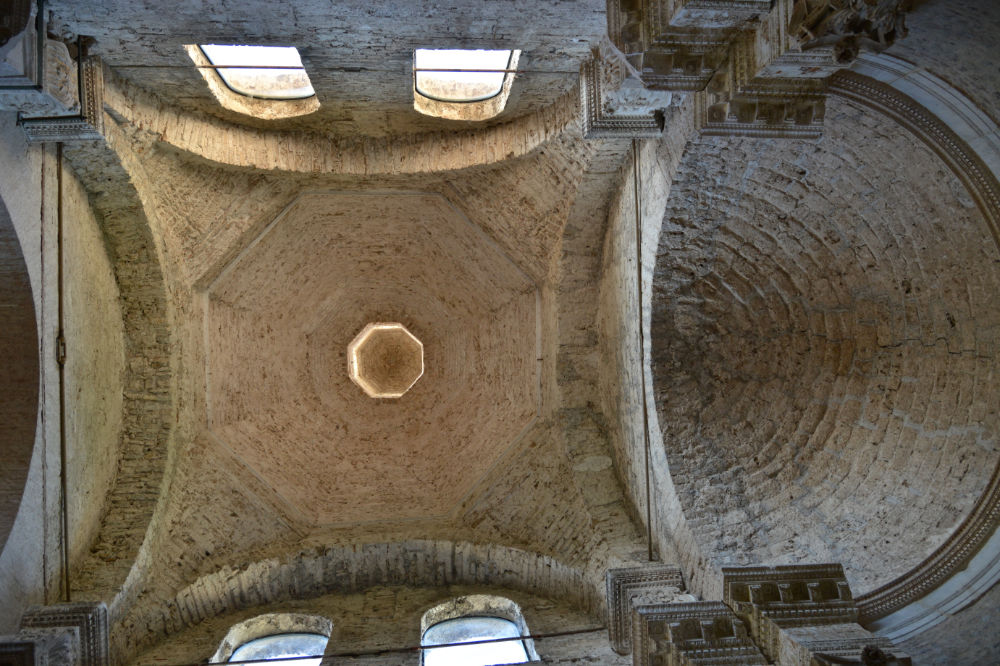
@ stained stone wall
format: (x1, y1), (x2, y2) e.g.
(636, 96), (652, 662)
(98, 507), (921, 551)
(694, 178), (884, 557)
(0, 112), (126, 631)
(61, 152), (126, 571)
(46, 0), (605, 138)
(4, 1), (1000, 663)
(650, 96), (1000, 596)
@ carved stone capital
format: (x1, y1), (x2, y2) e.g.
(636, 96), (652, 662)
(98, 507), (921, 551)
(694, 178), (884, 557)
(607, 565), (686, 654)
(0, 21), (82, 118)
(784, 625), (911, 666)
(580, 43), (670, 139)
(605, 0), (913, 139)
(632, 600), (767, 666)
(18, 602), (109, 666)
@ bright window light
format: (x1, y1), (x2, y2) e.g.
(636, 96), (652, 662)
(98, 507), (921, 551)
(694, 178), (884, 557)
(414, 49), (515, 103)
(228, 633), (327, 665)
(422, 617), (529, 666)
(200, 45), (315, 100)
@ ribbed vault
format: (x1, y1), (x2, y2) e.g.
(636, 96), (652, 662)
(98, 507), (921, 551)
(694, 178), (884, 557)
(651, 96), (1000, 594)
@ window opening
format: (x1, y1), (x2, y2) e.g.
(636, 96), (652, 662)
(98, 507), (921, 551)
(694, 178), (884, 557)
(228, 633), (327, 665)
(199, 44), (315, 100)
(413, 49), (515, 103)
(422, 616), (529, 666)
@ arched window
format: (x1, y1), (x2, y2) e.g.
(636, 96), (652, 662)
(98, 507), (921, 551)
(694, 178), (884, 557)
(228, 634), (327, 665)
(198, 45), (315, 100)
(420, 595), (538, 665)
(186, 44), (319, 119)
(413, 49), (520, 121)
(210, 613), (331, 664)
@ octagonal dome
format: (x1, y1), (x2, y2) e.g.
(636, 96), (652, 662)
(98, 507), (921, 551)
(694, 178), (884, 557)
(205, 191), (539, 525)
(348, 322), (424, 398)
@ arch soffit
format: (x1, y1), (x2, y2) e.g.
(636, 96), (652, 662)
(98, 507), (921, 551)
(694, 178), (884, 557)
(60, 122), (177, 620)
(101, 65), (580, 176)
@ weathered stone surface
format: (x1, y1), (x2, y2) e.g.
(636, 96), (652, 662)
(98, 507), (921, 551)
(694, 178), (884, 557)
(1, 2), (999, 665)
(651, 96), (1000, 596)
(205, 191), (538, 525)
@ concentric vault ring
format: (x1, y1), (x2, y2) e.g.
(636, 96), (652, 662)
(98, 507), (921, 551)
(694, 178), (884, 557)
(347, 322), (424, 398)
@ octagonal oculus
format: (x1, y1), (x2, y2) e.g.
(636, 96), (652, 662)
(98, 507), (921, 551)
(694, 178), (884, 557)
(348, 323), (424, 398)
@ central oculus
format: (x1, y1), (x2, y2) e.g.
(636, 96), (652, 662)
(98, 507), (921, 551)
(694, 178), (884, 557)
(347, 322), (424, 398)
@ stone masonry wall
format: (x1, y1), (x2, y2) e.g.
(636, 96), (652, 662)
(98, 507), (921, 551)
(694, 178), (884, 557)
(650, 96), (1000, 596)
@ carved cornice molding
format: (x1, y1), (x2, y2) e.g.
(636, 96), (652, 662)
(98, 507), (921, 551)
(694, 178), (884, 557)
(606, 564), (686, 654)
(695, 75), (827, 139)
(20, 55), (104, 142)
(721, 565), (910, 665)
(632, 600), (767, 665)
(605, 0), (914, 139)
(19, 602), (109, 666)
(580, 44), (669, 139)
(0, 602), (106, 666)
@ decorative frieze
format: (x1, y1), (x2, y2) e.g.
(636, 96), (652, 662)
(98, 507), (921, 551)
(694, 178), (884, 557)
(640, 30), (731, 91)
(0, 602), (108, 666)
(632, 601), (767, 666)
(784, 624), (911, 665)
(648, 0), (774, 38)
(607, 564), (686, 654)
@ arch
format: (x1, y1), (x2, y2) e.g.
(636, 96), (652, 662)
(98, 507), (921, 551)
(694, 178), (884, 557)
(0, 189), (39, 554)
(210, 613), (332, 663)
(420, 594), (539, 664)
(115, 540), (600, 662)
(413, 49), (520, 122)
(646, 60), (1000, 616)
(59, 121), (176, 622)
(826, 56), (1000, 628)
(102, 66), (578, 175)
(186, 45), (320, 120)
